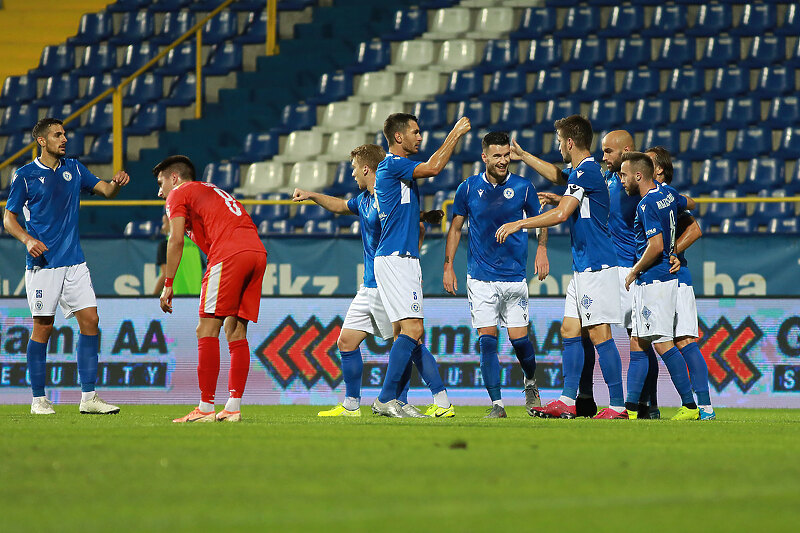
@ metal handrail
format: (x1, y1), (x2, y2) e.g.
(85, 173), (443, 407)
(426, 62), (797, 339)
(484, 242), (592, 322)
(0, 0), (278, 173)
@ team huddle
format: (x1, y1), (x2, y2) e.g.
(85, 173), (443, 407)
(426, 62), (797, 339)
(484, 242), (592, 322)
(4, 113), (714, 421)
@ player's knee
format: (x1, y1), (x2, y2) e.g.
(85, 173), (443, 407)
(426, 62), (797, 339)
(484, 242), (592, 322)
(33, 321), (54, 341)
(401, 321), (424, 342)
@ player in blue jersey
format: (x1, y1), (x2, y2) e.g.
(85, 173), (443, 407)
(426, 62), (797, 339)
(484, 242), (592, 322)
(646, 146), (715, 420)
(496, 115), (627, 419)
(443, 131), (549, 418)
(292, 144), (449, 418)
(618, 152), (699, 421)
(2, 118), (129, 415)
(371, 113), (471, 418)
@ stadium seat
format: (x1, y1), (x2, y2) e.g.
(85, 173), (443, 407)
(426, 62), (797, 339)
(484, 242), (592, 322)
(291, 203), (334, 228)
(510, 7), (555, 39)
(692, 159), (737, 195)
(775, 128), (800, 160)
(418, 161), (459, 195)
(0, 75), (37, 106)
(642, 129), (679, 155)
(203, 162), (240, 193)
(76, 44), (116, 77)
(123, 220), (161, 238)
(767, 218), (799, 234)
(662, 67), (703, 99)
(0, 104), (38, 135)
(719, 98), (759, 129)
(82, 102), (113, 134)
(454, 100), (491, 130)
(733, 3), (776, 36)
(126, 73), (163, 105)
(287, 161), (331, 195)
(541, 134), (564, 163)
(608, 38), (649, 70)
(202, 10), (238, 45)
(33, 45), (74, 76)
(516, 162), (554, 193)
(754, 66), (792, 98)
(107, 0), (152, 13)
(532, 69), (569, 100)
(110, 11), (155, 46)
(281, 130), (324, 161)
(256, 219), (288, 236)
(520, 38), (561, 72)
(40, 74), (79, 106)
(565, 38), (605, 70)
(318, 101), (362, 133)
(440, 69), (482, 103)
(676, 98), (714, 130)
(1, 133), (31, 164)
(629, 99), (669, 130)
(126, 103), (166, 136)
(599, 5), (643, 38)
(652, 37), (695, 69)
(558, 6), (599, 38)
(697, 36), (738, 68)
(363, 101), (405, 134)
(741, 36), (784, 68)
(152, 11), (195, 45)
(302, 220), (337, 235)
(81, 133), (113, 165)
(432, 190), (457, 221)
(349, 40), (391, 74)
(643, 5), (687, 37)
(425, 7), (471, 40)
(510, 129), (542, 158)
(70, 13), (113, 45)
(719, 218), (753, 235)
(235, 162), (285, 196)
(46, 103), (79, 125)
(398, 71), (442, 102)
(788, 39), (800, 69)
(541, 100), (581, 133)
(118, 43), (157, 76)
(688, 4), (732, 36)
(707, 66), (749, 99)
(372, 131), (389, 151)
(389, 40), (435, 73)
(741, 159), (784, 196)
(149, 0), (194, 13)
(573, 69), (613, 101)
(236, 9), (268, 45)
(204, 43), (242, 76)
(353, 71), (396, 102)
(477, 39), (519, 73)
(765, 97), (800, 129)
(310, 71), (352, 105)
(588, 100), (624, 131)
(496, 99), (535, 132)
(619, 68), (659, 99)
(416, 130), (448, 160)
(670, 160), (691, 190)
(431, 40), (477, 72)
(321, 131), (367, 162)
(703, 191), (745, 225)
(483, 70), (525, 102)
(82, 73), (119, 102)
(685, 129), (727, 161)
(775, 4), (800, 36)
(324, 162), (360, 196)
(733, 128), (772, 160)
(413, 101), (447, 131)
(383, 8), (427, 41)
(231, 132), (279, 164)
(162, 73), (200, 106)
(468, 7), (515, 39)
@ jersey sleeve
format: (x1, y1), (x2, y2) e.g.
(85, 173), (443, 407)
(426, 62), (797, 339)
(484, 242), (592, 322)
(166, 188), (188, 219)
(524, 182), (540, 217)
(346, 195), (360, 216)
(387, 156), (421, 181)
(676, 193), (688, 213)
(564, 172), (586, 203)
(452, 180), (469, 217)
(75, 160), (101, 192)
(640, 200), (663, 240)
(5, 171), (26, 214)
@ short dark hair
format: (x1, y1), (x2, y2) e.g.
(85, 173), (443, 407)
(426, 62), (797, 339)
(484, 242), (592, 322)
(620, 151), (655, 179)
(482, 131), (510, 152)
(32, 118), (63, 141)
(644, 146), (673, 185)
(152, 155), (196, 181)
(553, 115), (593, 151)
(350, 144), (386, 171)
(383, 113), (417, 146)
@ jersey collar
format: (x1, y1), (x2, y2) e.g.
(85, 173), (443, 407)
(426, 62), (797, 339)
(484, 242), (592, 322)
(575, 156), (595, 169)
(644, 182), (660, 196)
(34, 157), (62, 171)
(481, 172), (508, 187)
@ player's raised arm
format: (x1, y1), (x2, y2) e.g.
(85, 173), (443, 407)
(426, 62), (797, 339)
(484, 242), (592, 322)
(443, 214), (466, 295)
(292, 188), (352, 214)
(413, 117), (471, 179)
(510, 138), (566, 186)
(93, 170), (130, 199)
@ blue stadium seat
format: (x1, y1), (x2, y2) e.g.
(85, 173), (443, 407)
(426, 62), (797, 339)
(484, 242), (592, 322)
(82, 73), (119, 102)
(302, 220), (337, 235)
(250, 193), (290, 225)
(40, 74), (79, 105)
(149, 0), (194, 13)
(292, 204), (334, 228)
(271, 103), (316, 135)
(741, 36), (784, 68)
(496, 99), (535, 131)
(107, 0), (152, 13)
(76, 44), (116, 77)
(372, 132), (388, 152)
(232, 132), (279, 164)
(719, 218), (753, 235)
(510, 7), (555, 39)
(81, 133), (113, 165)
(685, 129), (727, 161)
(642, 128), (679, 155)
(608, 38), (649, 69)
(309, 71), (352, 105)
(69, 13), (113, 45)
(203, 161), (240, 193)
(599, 5), (643, 37)
(418, 161), (459, 195)
(236, 10), (268, 45)
(558, 6), (599, 38)
(118, 43), (157, 76)
(707, 66), (749, 99)
(703, 192), (745, 225)
(768, 218), (799, 234)
(697, 36), (738, 68)
(643, 5), (687, 37)
(413, 101), (447, 131)
(652, 37), (695, 68)
(520, 38), (561, 72)
(719, 98), (759, 129)
(0, 104), (38, 135)
(203, 10), (238, 45)
(204, 43), (243, 75)
(516, 159), (554, 193)
(573, 69), (613, 101)
(123, 220), (161, 238)
(788, 39), (800, 68)
(126, 73), (163, 105)
(775, 4), (799, 36)
(775, 128), (800, 160)
(510, 129), (543, 158)
(1, 133), (31, 164)
(478, 40), (519, 73)
(733, 128), (772, 160)
(440, 70), (482, 103)
(692, 159), (737, 195)
(754, 66), (792, 98)
(0, 75), (37, 106)
(733, 3), (776, 36)
(541, 100), (581, 132)
(257, 220), (290, 236)
(565, 38), (605, 70)
(83, 103), (113, 135)
(156, 42), (195, 76)
(383, 8), (427, 41)
(454, 131), (485, 163)
(541, 134), (564, 163)
(765, 97), (800, 129)
(162, 73), (200, 106)
(483, 70), (525, 102)
(416, 131), (448, 160)
(629, 99), (669, 130)
(33, 45), (74, 76)
(619, 68), (659, 99)
(741, 158), (784, 196)
(152, 11), (195, 45)
(348, 40), (391, 74)
(670, 160), (691, 190)
(431, 190), (457, 221)
(588, 100), (624, 131)
(44, 102), (77, 122)
(126, 103), (166, 136)
(662, 67), (703, 99)
(110, 11), (155, 46)
(532, 69), (570, 100)
(677, 98), (714, 129)
(322, 163), (359, 196)
(688, 4), (732, 36)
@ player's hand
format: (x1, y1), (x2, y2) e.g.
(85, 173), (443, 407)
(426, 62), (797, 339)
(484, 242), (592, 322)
(160, 286), (174, 313)
(535, 248), (549, 281)
(495, 220), (521, 243)
(452, 116), (471, 137)
(625, 270), (637, 291)
(421, 210), (444, 226)
(24, 237), (48, 258)
(669, 254), (681, 274)
(538, 192), (561, 207)
(111, 170), (130, 186)
(292, 188), (311, 202)
(509, 139), (525, 161)
(443, 266), (458, 295)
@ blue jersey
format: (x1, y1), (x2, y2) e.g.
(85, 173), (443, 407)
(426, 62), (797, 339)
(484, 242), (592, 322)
(605, 170), (638, 268)
(561, 157), (618, 272)
(661, 183), (694, 286)
(347, 191), (381, 288)
(453, 172), (540, 282)
(5, 157), (100, 269)
(633, 183), (686, 285)
(374, 154), (422, 257)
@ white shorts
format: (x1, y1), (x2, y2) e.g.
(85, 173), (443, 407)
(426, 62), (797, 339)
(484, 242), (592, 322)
(25, 262), (97, 319)
(374, 255), (424, 323)
(674, 283), (699, 339)
(618, 266), (634, 330)
(564, 267), (622, 327)
(342, 285), (393, 340)
(631, 278), (678, 343)
(467, 276), (529, 329)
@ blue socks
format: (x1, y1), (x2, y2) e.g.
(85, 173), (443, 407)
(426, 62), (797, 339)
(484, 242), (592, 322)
(680, 341), (711, 405)
(510, 336), (537, 381)
(479, 335), (501, 402)
(596, 338), (624, 407)
(561, 336), (583, 400)
(642, 345), (659, 406)
(378, 334), (416, 403)
(578, 336), (595, 397)
(77, 333), (99, 393)
(340, 348), (363, 401)
(26, 339), (47, 397)
(660, 346), (697, 407)
(626, 350), (648, 406)
(396, 359), (413, 404)
(411, 344), (446, 395)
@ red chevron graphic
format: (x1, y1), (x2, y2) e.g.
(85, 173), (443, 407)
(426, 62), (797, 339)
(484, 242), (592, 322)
(288, 324), (319, 381)
(261, 323), (296, 382)
(720, 326), (758, 385)
(311, 323), (341, 381)
(699, 327), (732, 385)
(697, 317), (763, 393)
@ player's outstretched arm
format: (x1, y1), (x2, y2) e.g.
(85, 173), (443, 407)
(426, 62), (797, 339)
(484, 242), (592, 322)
(93, 170), (130, 199)
(625, 233), (664, 290)
(495, 195), (578, 243)
(675, 216), (702, 255)
(510, 139), (566, 185)
(534, 227), (549, 281)
(413, 117), (471, 179)
(3, 209), (48, 257)
(292, 188), (352, 214)
(443, 214), (466, 295)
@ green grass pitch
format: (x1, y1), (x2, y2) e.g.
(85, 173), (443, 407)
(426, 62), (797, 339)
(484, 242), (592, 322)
(2, 405), (799, 532)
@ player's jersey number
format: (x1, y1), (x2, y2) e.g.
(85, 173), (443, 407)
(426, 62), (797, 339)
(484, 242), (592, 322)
(213, 186), (242, 216)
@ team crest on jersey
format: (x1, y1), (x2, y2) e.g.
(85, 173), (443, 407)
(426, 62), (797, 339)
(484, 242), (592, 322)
(518, 298), (528, 309)
(503, 188), (514, 199)
(62, 171), (72, 182)
(580, 294), (593, 309)
(35, 301), (43, 311)
(411, 303), (420, 313)
(642, 306), (652, 321)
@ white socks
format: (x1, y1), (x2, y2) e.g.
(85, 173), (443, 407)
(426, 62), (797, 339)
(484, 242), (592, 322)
(492, 399), (504, 408)
(558, 395), (576, 407)
(81, 391), (95, 402)
(224, 397), (241, 412)
(199, 401), (215, 413)
(434, 390), (450, 409)
(343, 396), (359, 410)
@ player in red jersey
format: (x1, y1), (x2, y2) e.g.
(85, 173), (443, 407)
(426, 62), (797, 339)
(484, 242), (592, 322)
(153, 155), (267, 423)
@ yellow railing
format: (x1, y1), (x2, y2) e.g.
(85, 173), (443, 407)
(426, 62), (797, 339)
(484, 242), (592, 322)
(0, 0), (278, 174)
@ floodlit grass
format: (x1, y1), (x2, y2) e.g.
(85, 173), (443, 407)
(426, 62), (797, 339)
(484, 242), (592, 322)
(1, 405), (799, 532)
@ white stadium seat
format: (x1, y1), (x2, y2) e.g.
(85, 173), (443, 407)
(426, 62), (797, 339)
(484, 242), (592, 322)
(234, 161), (285, 196)
(363, 101), (407, 133)
(319, 130), (369, 162)
(280, 130), (324, 162)
(388, 40), (436, 72)
(353, 71), (397, 102)
(425, 8), (471, 40)
(319, 101), (363, 132)
(430, 39), (478, 71)
(287, 161), (330, 192)
(398, 71), (443, 102)
(467, 8), (515, 39)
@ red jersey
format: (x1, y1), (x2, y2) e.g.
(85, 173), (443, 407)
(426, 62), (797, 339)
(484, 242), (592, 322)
(166, 181), (264, 266)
